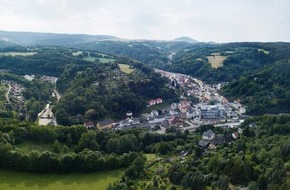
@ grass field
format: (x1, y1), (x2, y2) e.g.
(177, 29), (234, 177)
(118, 64), (135, 74)
(0, 52), (37, 56)
(206, 55), (227, 68)
(83, 56), (115, 63)
(258, 48), (270, 55)
(0, 168), (123, 190)
(72, 51), (83, 56)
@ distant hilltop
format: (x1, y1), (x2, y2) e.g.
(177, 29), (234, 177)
(173, 36), (198, 43)
(0, 30), (119, 46)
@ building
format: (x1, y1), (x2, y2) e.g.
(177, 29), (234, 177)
(232, 131), (240, 139)
(119, 118), (140, 128)
(97, 119), (114, 130)
(84, 121), (94, 129)
(198, 140), (209, 148)
(147, 98), (163, 106)
(202, 129), (215, 140)
(200, 105), (226, 119)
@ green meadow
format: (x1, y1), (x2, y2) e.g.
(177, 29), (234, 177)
(0, 52), (37, 56)
(0, 169), (123, 190)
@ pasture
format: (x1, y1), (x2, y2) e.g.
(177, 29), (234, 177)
(0, 52), (37, 56)
(118, 64), (135, 74)
(206, 55), (227, 68)
(258, 48), (270, 55)
(0, 168), (123, 190)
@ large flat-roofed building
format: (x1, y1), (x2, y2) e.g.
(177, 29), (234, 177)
(200, 105), (226, 119)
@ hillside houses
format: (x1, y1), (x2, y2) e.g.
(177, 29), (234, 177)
(148, 98), (163, 106)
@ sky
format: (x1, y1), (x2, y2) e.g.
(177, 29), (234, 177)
(0, 0), (289, 42)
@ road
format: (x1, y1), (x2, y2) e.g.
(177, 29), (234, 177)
(38, 89), (61, 126)
(5, 84), (11, 103)
(38, 103), (56, 126)
(53, 89), (62, 101)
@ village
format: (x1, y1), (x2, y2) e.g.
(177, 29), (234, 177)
(84, 69), (248, 150)
(0, 79), (25, 111)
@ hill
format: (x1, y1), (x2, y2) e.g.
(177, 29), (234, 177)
(0, 40), (25, 51)
(0, 30), (118, 46)
(168, 42), (290, 83)
(222, 59), (290, 115)
(54, 58), (177, 125)
(173, 36), (198, 43)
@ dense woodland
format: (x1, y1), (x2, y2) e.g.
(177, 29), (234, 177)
(54, 59), (177, 125)
(222, 59), (290, 115)
(0, 118), (186, 173)
(0, 48), (90, 76)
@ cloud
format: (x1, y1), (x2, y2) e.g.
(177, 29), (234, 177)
(0, 0), (289, 42)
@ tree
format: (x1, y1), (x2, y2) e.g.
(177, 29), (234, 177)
(65, 134), (73, 147)
(55, 108), (70, 126)
(53, 140), (61, 154)
(155, 141), (171, 155)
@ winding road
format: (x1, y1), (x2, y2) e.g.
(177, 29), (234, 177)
(5, 84), (11, 103)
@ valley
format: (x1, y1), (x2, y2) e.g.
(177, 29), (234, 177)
(0, 31), (289, 190)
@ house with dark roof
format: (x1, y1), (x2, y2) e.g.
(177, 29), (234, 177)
(97, 119), (114, 130)
(232, 131), (240, 139)
(202, 129), (215, 140)
(198, 140), (210, 148)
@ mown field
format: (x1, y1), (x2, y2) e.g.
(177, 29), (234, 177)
(206, 55), (227, 68)
(118, 64), (135, 74)
(0, 52), (37, 56)
(0, 168), (123, 190)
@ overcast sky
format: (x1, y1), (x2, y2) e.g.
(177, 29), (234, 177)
(0, 0), (289, 42)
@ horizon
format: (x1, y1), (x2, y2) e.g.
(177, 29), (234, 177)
(0, 0), (290, 43)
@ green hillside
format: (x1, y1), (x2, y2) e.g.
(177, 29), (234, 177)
(54, 59), (177, 125)
(222, 59), (290, 115)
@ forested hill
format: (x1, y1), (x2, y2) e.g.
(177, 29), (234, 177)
(222, 59), (290, 115)
(71, 40), (193, 68)
(169, 42), (290, 83)
(54, 59), (178, 125)
(0, 49), (90, 76)
(0, 30), (118, 46)
(0, 40), (25, 52)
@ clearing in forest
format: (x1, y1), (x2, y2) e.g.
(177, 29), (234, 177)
(0, 52), (37, 56)
(118, 64), (135, 74)
(206, 55), (227, 68)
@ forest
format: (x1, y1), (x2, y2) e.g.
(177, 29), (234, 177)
(222, 59), (290, 115)
(54, 58), (178, 125)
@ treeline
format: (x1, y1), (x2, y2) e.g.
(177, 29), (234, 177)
(0, 118), (187, 173)
(0, 40), (26, 52)
(0, 48), (91, 77)
(54, 60), (177, 125)
(74, 41), (170, 68)
(222, 60), (290, 115)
